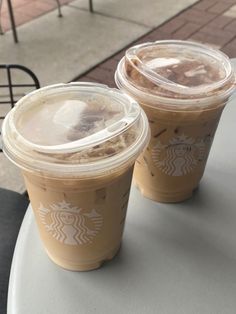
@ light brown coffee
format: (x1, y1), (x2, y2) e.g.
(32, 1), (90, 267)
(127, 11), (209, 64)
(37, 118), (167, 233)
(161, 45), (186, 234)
(23, 165), (133, 271)
(21, 99), (137, 270)
(133, 103), (223, 202)
(115, 41), (235, 202)
(2, 83), (150, 270)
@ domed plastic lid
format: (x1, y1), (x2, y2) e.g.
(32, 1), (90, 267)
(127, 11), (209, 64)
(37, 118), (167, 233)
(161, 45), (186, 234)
(2, 83), (149, 177)
(124, 40), (235, 99)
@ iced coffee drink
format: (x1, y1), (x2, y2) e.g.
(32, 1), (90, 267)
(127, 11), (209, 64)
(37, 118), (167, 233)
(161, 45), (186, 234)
(115, 40), (235, 202)
(2, 83), (149, 270)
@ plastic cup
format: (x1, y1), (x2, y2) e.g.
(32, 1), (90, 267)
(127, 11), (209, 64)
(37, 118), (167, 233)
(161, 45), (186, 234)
(2, 82), (149, 271)
(115, 40), (235, 203)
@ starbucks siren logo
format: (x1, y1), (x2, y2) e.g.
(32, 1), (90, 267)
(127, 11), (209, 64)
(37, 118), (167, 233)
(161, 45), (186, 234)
(152, 134), (208, 176)
(38, 201), (103, 245)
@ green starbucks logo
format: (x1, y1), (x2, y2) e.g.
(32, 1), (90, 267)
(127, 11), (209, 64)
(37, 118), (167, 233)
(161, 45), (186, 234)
(38, 201), (103, 245)
(152, 134), (208, 176)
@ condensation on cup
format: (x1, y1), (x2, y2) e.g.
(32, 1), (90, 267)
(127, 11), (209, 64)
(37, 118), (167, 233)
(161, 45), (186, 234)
(2, 82), (150, 271)
(115, 40), (235, 203)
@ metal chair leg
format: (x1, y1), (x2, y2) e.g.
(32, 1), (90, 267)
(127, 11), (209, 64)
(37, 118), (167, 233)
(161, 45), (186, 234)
(89, 0), (93, 12)
(55, 0), (62, 17)
(0, 0), (4, 35)
(0, 20), (4, 35)
(6, 0), (18, 43)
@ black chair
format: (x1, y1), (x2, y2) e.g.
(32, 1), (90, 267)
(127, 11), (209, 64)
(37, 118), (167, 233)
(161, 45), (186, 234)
(0, 64), (38, 313)
(0, 64), (40, 152)
(0, 188), (29, 314)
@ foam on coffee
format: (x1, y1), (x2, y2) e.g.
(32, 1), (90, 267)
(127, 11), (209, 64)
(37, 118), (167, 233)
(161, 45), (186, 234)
(123, 41), (234, 103)
(16, 93), (138, 164)
(18, 94), (124, 146)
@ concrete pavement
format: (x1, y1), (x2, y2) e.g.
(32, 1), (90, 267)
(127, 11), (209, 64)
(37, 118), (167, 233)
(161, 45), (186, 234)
(0, 0), (198, 87)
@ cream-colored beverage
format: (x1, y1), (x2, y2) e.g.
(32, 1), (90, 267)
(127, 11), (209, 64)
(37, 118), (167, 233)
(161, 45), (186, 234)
(2, 83), (149, 271)
(115, 40), (235, 202)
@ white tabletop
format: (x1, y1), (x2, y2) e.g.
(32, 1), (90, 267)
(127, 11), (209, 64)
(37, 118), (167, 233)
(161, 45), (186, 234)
(8, 75), (236, 313)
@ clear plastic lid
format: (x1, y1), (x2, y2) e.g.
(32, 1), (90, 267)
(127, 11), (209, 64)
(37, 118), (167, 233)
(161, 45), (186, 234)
(115, 40), (235, 108)
(2, 83), (149, 177)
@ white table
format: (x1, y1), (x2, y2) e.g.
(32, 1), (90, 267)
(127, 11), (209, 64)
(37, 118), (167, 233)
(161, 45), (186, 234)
(8, 76), (236, 314)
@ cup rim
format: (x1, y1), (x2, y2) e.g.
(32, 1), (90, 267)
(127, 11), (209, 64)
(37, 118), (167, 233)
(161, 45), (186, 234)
(2, 82), (150, 178)
(115, 40), (236, 111)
